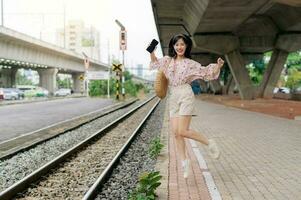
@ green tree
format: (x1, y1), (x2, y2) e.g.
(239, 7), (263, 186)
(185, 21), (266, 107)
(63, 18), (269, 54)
(245, 52), (271, 86)
(124, 71), (149, 97)
(285, 68), (301, 91)
(282, 51), (301, 89)
(286, 51), (301, 70)
(246, 60), (265, 85)
(16, 70), (34, 85)
(57, 76), (71, 89)
(124, 70), (133, 81)
(89, 78), (116, 97)
(89, 73), (148, 97)
(245, 51), (301, 88)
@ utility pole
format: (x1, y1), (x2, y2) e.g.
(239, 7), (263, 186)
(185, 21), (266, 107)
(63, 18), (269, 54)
(90, 26), (93, 59)
(107, 39), (110, 98)
(1, 0), (3, 26)
(115, 19), (126, 99)
(63, 4), (66, 48)
(82, 52), (90, 97)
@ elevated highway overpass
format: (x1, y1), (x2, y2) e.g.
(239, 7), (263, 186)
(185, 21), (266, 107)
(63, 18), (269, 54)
(0, 26), (151, 95)
(0, 26), (109, 94)
(151, 0), (301, 99)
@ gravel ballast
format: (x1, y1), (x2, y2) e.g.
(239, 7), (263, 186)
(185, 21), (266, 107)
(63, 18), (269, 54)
(95, 100), (166, 200)
(0, 99), (148, 192)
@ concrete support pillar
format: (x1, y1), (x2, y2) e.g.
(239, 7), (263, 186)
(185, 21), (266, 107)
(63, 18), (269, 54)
(225, 50), (255, 99)
(0, 68), (18, 87)
(257, 49), (288, 98)
(209, 79), (222, 94)
(193, 54), (222, 94)
(72, 73), (85, 93)
(199, 80), (208, 93)
(222, 73), (233, 94)
(228, 78), (236, 95)
(37, 68), (58, 95)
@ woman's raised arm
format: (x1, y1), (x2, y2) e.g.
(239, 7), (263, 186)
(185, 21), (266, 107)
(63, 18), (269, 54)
(150, 51), (157, 63)
(149, 55), (171, 70)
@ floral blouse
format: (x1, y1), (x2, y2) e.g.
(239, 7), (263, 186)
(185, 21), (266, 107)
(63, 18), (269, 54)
(149, 56), (220, 87)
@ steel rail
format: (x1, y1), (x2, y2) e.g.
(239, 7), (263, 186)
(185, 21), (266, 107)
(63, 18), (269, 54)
(83, 98), (160, 200)
(0, 98), (137, 160)
(0, 95), (156, 200)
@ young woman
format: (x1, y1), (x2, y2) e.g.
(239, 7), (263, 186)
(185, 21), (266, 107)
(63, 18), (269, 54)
(149, 34), (224, 178)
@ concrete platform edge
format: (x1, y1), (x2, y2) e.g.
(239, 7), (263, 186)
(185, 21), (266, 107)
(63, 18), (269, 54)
(155, 100), (169, 199)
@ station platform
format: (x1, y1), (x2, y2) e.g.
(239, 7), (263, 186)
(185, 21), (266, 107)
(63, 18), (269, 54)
(156, 98), (301, 200)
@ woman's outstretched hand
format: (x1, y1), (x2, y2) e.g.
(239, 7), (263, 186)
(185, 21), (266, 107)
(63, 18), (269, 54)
(217, 58), (224, 68)
(150, 50), (157, 63)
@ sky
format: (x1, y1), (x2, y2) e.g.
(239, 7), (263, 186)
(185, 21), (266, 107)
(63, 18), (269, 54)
(1, 0), (163, 78)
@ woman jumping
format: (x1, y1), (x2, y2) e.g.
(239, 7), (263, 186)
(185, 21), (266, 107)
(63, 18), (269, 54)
(149, 34), (224, 178)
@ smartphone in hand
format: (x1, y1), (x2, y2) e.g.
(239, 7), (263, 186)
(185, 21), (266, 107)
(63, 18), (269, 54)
(146, 39), (159, 53)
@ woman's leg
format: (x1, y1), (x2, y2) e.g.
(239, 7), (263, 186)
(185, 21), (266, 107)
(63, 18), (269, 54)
(178, 115), (221, 159)
(170, 116), (187, 161)
(178, 115), (209, 145)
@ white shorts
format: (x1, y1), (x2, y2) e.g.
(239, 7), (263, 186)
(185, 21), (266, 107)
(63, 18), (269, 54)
(168, 84), (195, 117)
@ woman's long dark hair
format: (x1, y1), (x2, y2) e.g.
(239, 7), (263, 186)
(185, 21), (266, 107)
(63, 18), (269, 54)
(168, 34), (192, 59)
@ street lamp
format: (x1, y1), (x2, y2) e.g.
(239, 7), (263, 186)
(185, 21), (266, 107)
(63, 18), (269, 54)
(115, 19), (125, 30)
(82, 52), (89, 97)
(115, 19), (126, 99)
(1, 0), (4, 26)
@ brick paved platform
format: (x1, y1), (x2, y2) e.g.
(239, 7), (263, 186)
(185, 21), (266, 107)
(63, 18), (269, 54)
(158, 99), (301, 200)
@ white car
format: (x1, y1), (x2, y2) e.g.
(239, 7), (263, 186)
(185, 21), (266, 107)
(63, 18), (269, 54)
(279, 87), (290, 94)
(54, 88), (71, 96)
(294, 87), (301, 94)
(0, 88), (4, 100)
(273, 87), (279, 94)
(2, 88), (19, 100)
(273, 87), (290, 94)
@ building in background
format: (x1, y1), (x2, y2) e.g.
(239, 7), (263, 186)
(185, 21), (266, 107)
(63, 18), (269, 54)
(136, 64), (143, 77)
(24, 69), (39, 85)
(144, 70), (156, 81)
(56, 20), (101, 61)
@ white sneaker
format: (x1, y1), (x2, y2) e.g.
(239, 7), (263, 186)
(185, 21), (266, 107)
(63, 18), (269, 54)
(208, 139), (220, 159)
(182, 159), (190, 179)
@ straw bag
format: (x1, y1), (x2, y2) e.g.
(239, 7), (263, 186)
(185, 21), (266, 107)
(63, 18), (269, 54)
(154, 70), (168, 99)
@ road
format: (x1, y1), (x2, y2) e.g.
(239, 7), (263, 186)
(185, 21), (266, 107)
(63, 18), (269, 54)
(0, 98), (113, 142)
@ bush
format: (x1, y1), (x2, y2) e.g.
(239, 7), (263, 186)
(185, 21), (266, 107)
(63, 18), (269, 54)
(148, 137), (164, 159)
(89, 72), (149, 97)
(128, 171), (162, 200)
(285, 68), (301, 91)
(89, 79), (116, 97)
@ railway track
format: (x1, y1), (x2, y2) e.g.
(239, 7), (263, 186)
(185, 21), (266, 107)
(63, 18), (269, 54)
(0, 98), (143, 192)
(0, 96), (160, 199)
(0, 98), (138, 160)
